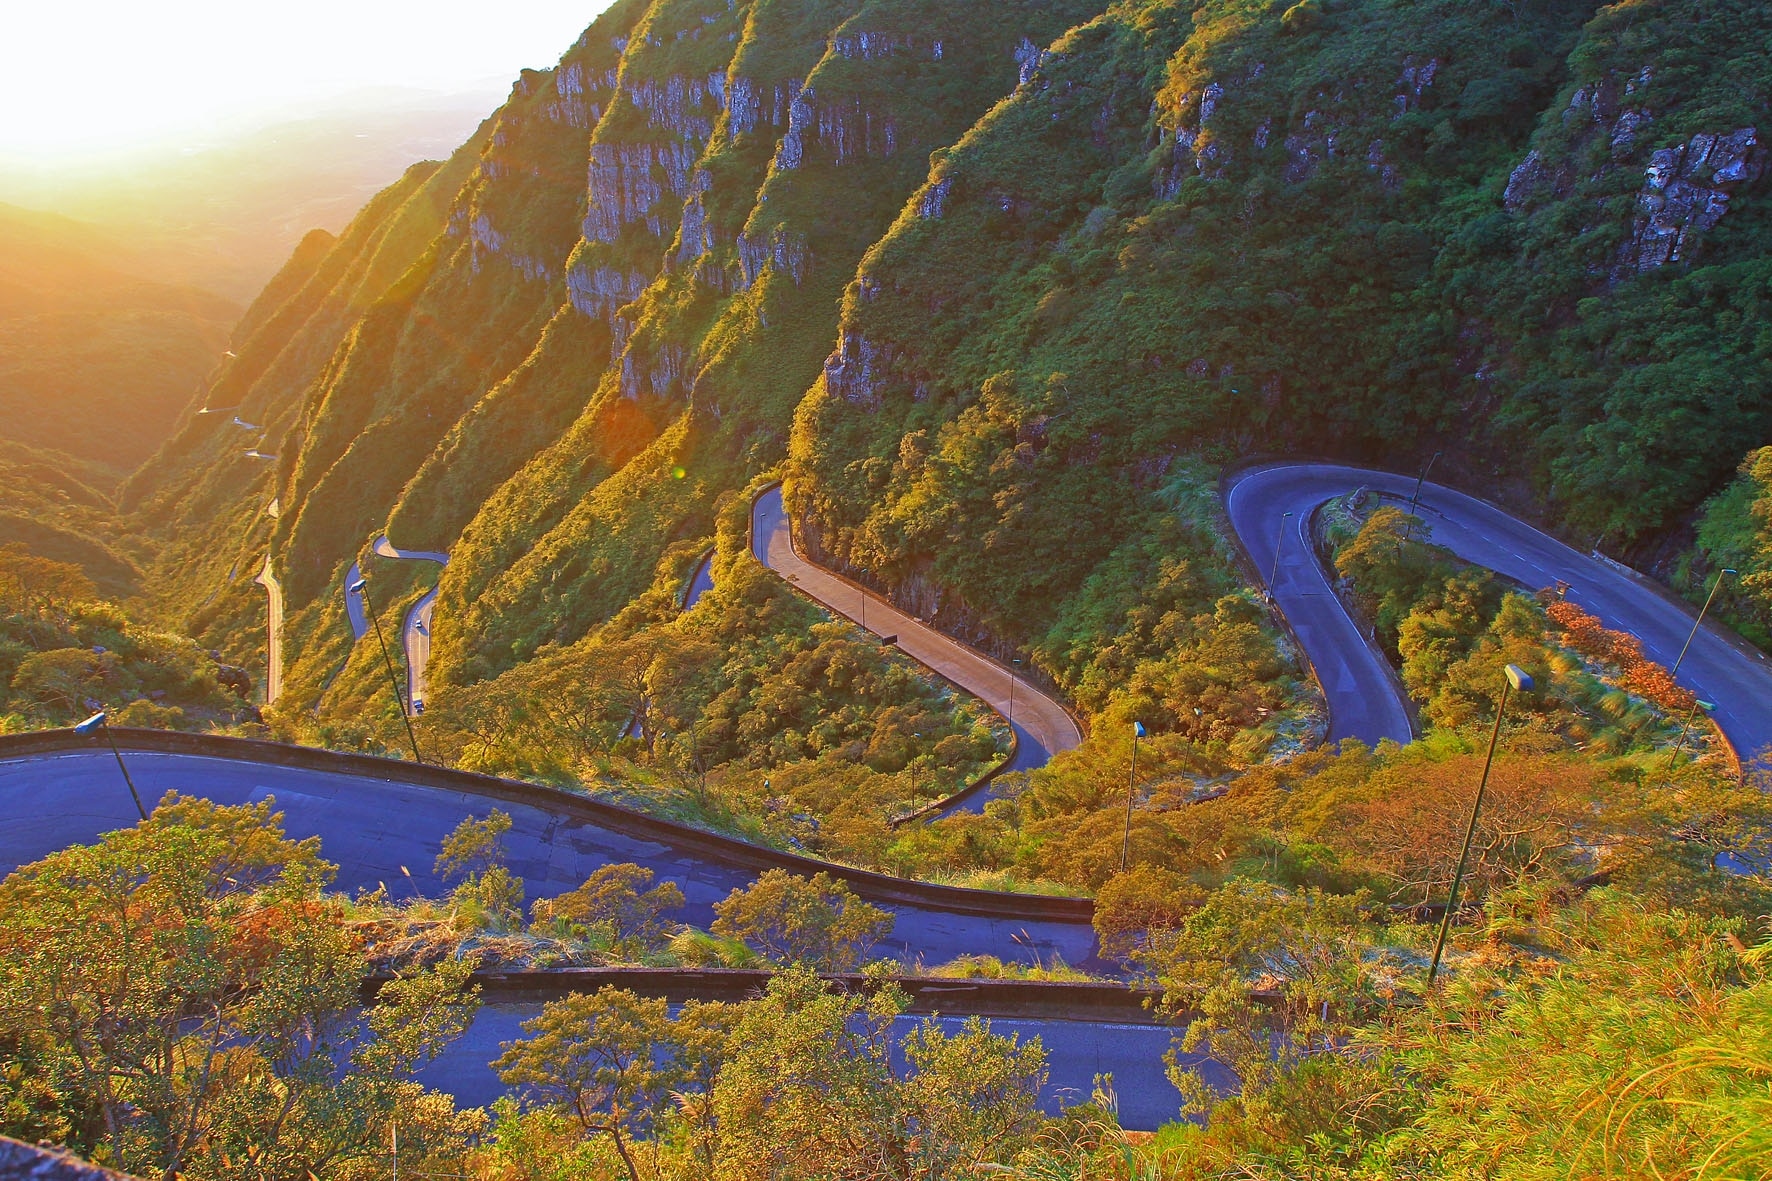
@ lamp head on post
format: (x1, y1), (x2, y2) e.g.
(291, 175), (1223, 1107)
(349, 578), (367, 595)
(74, 711), (107, 735)
(1504, 665), (1534, 693)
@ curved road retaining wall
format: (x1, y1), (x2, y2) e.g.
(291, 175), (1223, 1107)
(366, 966), (1170, 1023)
(0, 728), (1092, 924)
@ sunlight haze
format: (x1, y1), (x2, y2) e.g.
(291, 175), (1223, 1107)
(3, 0), (617, 162)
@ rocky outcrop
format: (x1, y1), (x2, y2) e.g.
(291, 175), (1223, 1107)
(584, 140), (700, 243)
(0, 1137), (139, 1179)
(1156, 64), (1271, 194)
(823, 330), (892, 406)
(567, 262), (649, 318)
(918, 176), (954, 219)
(1503, 149), (1558, 211)
(628, 73), (725, 141)
(737, 227), (810, 287)
(620, 341), (690, 400)
(1393, 57), (1438, 115)
(1616, 127), (1763, 276)
(774, 85), (898, 170)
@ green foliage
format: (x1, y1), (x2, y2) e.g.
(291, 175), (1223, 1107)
(710, 868), (894, 971)
(436, 809), (526, 932)
(493, 987), (725, 1181)
(1690, 444), (1772, 650)
(530, 863), (686, 957)
(711, 967), (1048, 1180)
(0, 794), (480, 1178)
(0, 546), (248, 731)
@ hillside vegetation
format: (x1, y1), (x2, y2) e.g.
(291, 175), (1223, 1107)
(112, 0), (1767, 767)
(6, 0), (1771, 1168)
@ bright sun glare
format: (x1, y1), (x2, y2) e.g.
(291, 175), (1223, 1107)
(2, 0), (615, 162)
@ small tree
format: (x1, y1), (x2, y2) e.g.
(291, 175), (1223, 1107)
(1144, 879), (1392, 1121)
(436, 809), (524, 930)
(0, 794), (479, 1180)
(493, 987), (704, 1181)
(530, 862), (685, 956)
(1093, 865), (1205, 967)
(711, 869), (894, 971)
(712, 968), (1047, 1179)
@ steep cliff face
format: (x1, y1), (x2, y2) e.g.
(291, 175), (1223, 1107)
(425, 0), (1105, 690)
(130, 0), (1772, 730)
(786, 0), (1772, 666)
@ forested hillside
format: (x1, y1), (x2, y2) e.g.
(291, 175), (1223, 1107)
(8, 1), (1772, 1171)
(117, 0), (1771, 793)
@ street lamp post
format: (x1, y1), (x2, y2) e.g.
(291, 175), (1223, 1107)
(1008, 658), (1021, 727)
(74, 711), (147, 821)
(1398, 450), (1442, 554)
(1267, 512), (1293, 602)
(1122, 721), (1146, 871)
(1671, 568), (1736, 678)
(1664, 697), (1717, 771)
(1428, 663), (1533, 986)
(351, 577), (424, 764)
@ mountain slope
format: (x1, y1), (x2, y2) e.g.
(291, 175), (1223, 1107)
(126, 0), (1772, 764)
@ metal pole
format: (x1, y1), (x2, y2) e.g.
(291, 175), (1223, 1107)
(1122, 727), (1140, 871)
(356, 579), (424, 764)
(101, 724), (148, 821)
(1267, 512), (1293, 601)
(1664, 697), (1713, 771)
(1671, 568), (1734, 678)
(1428, 665), (1530, 986)
(1399, 451), (1441, 554)
(1008, 658), (1019, 727)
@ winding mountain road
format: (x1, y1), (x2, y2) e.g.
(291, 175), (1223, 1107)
(1227, 463), (1772, 763)
(253, 555), (283, 705)
(752, 486), (1084, 812)
(0, 735), (1198, 1123)
(17, 463), (1770, 1134)
(371, 536), (448, 712)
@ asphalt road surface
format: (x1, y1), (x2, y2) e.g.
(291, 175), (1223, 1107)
(682, 550), (716, 609)
(752, 486), (1082, 812)
(253, 555), (284, 705)
(0, 750), (1099, 971)
(422, 1004), (1206, 1132)
(343, 561), (368, 640)
(372, 535), (448, 712)
(1227, 463), (1772, 763)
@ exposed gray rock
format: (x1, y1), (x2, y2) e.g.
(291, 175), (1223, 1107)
(620, 342), (690, 400)
(0, 1137), (138, 1179)
(919, 176), (954, 219)
(774, 84), (898, 170)
(833, 30), (932, 59)
(1393, 57), (1439, 116)
(728, 75), (763, 134)
(1610, 108), (1653, 156)
(567, 263), (648, 319)
(824, 330), (891, 406)
(1503, 148), (1559, 212)
(584, 140), (699, 243)
(737, 226), (810, 287)
(1015, 38), (1046, 87)
(1617, 126), (1763, 277)
(628, 74), (720, 140)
